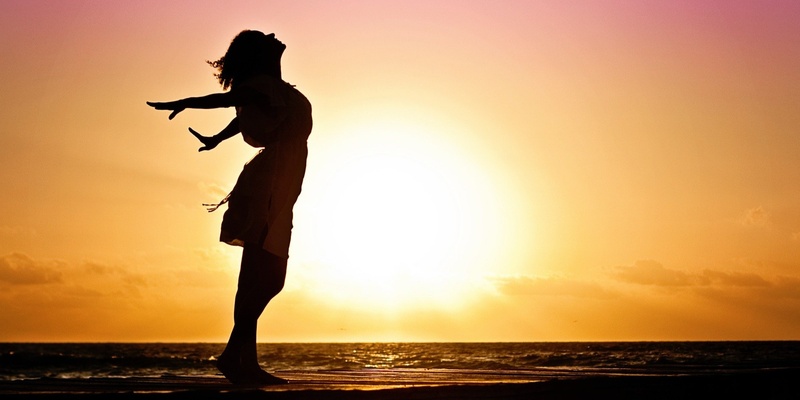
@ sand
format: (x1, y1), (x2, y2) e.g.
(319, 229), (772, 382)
(0, 367), (797, 399)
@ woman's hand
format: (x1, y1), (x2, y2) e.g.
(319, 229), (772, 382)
(146, 101), (185, 120)
(188, 127), (222, 152)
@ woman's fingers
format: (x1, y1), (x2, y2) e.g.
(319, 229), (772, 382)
(146, 101), (170, 110)
(146, 101), (183, 119)
(168, 109), (184, 120)
(188, 128), (216, 152)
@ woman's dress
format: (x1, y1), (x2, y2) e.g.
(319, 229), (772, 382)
(218, 75), (312, 258)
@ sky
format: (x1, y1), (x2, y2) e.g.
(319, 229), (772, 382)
(1, 0), (799, 342)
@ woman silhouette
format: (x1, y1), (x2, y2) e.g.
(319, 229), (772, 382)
(148, 30), (312, 385)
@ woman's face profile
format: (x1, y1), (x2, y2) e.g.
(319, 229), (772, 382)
(264, 33), (286, 54)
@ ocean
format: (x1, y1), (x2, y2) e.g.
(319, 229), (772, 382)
(2, 342), (798, 381)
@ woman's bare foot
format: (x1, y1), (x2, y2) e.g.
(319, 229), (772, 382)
(248, 368), (288, 385)
(218, 354), (286, 385)
(216, 354), (249, 384)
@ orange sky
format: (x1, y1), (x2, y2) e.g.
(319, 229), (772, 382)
(1, 0), (799, 342)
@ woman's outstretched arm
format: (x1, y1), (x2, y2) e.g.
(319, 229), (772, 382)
(147, 87), (261, 119)
(189, 117), (240, 152)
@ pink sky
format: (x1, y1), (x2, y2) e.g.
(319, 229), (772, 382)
(1, 1), (799, 342)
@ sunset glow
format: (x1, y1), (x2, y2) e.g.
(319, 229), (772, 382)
(1, 0), (799, 343)
(295, 116), (509, 312)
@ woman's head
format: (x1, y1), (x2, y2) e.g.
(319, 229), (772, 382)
(209, 30), (286, 90)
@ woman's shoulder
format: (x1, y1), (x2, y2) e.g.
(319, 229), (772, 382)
(232, 75), (283, 106)
(240, 74), (287, 90)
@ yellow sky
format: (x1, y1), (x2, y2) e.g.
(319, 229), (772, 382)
(1, 0), (799, 342)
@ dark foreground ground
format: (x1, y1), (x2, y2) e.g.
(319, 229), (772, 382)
(0, 368), (797, 400)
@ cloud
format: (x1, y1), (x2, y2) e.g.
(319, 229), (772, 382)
(612, 259), (799, 299)
(741, 206), (770, 227)
(0, 253), (63, 284)
(701, 270), (770, 288)
(772, 276), (800, 299)
(492, 275), (615, 299)
(82, 261), (147, 287)
(612, 260), (698, 286)
(198, 181), (231, 199)
(0, 253), (150, 296)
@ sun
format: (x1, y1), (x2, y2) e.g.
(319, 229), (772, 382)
(291, 117), (509, 312)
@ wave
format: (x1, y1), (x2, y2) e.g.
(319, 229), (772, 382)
(2, 341), (798, 380)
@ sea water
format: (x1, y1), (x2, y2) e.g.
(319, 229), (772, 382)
(1, 342), (798, 381)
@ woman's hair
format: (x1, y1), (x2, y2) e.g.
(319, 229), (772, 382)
(208, 30), (283, 90)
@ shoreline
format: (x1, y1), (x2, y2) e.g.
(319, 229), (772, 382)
(1, 368), (797, 400)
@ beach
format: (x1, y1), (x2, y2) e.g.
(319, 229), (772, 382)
(1, 368), (798, 399)
(2, 342), (798, 399)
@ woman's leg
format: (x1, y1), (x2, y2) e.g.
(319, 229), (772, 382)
(218, 243), (287, 384)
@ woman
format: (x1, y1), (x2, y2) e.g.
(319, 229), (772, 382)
(147, 30), (312, 385)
